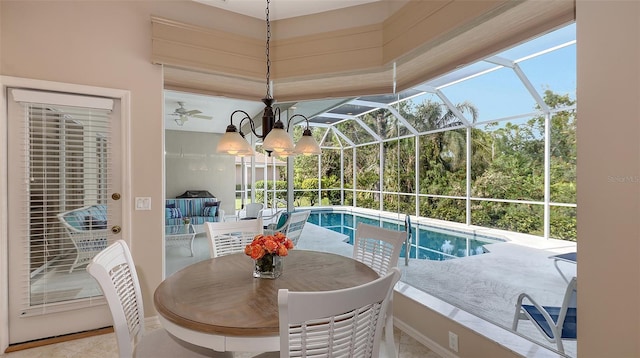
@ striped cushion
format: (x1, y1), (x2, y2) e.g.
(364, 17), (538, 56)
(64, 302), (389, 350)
(203, 206), (217, 217)
(165, 207), (183, 219)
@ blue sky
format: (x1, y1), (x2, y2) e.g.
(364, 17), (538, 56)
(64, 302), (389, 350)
(413, 23), (576, 123)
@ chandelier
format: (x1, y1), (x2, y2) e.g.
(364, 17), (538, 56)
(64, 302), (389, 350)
(216, 0), (321, 157)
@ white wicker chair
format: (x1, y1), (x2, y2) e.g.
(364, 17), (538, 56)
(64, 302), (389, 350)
(204, 218), (263, 258)
(352, 223), (406, 358)
(87, 240), (231, 358)
(278, 267), (401, 358)
(57, 205), (109, 273)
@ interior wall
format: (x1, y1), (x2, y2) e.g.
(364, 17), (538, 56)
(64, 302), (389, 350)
(165, 130), (235, 215)
(394, 292), (523, 357)
(576, 1), (640, 357)
(0, 0), (224, 323)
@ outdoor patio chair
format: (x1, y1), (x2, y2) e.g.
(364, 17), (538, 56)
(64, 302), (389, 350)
(57, 205), (109, 273)
(237, 202), (264, 220)
(277, 267), (401, 358)
(512, 276), (577, 353)
(87, 240), (231, 358)
(204, 218), (263, 258)
(263, 210), (289, 231)
(264, 210), (311, 246)
(550, 251), (577, 283)
(352, 223), (406, 358)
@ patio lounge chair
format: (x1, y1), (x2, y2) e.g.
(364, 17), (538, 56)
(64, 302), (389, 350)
(264, 210), (311, 246)
(550, 251), (577, 283)
(512, 276), (577, 353)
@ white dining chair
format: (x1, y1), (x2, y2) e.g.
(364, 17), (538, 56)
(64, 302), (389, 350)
(352, 223), (406, 358)
(204, 218), (263, 258)
(278, 267), (401, 358)
(87, 240), (232, 358)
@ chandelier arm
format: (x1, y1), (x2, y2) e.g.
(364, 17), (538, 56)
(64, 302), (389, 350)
(274, 107), (283, 128)
(287, 114), (312, 131)
(230, 110), (252, 125)
(231, 109), (266, 139)
(237, 117), (250, 138)
(246, 116), (261, 138)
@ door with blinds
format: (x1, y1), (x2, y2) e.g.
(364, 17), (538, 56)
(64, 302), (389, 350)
(7, 88), (122, 343)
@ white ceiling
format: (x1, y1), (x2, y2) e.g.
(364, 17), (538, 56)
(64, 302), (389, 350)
(165, 1), (381, 134)
(192, 0), (382, 20)
(165, 91), (266, 133)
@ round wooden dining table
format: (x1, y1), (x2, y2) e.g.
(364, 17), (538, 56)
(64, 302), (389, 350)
(153, 250), (379, 352)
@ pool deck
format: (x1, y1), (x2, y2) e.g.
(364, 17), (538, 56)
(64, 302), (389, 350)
(296, 222), (577, 358)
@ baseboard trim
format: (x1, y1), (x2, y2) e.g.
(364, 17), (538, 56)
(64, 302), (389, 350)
(4, 326), (114, 353)
(394, 317), (459, 358)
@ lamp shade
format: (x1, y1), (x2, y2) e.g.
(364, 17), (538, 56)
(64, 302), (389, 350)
(262, 127), (295, 153)
(274, 148), (299, 158)
(217, 131), (255, 156)
(294, 132), (322, 155)
(235, 147), (256, 157)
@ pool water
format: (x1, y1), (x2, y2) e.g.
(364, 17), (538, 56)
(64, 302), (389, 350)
(308, 209), (504, 261)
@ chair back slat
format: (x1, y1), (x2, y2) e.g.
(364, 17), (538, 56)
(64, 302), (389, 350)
(205, 218), (263, 258)
(87, 240), (144, 358)
(353, 223), (406, 276)
(279, 268), (401, 358)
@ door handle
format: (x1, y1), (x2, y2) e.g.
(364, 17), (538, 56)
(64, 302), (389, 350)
(111, 225), (121, 234)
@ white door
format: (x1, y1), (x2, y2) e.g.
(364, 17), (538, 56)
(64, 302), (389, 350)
(6, 86), (123, 344)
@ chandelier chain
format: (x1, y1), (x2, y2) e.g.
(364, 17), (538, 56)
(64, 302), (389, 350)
(216, 0), (321, 157)
(265, 0), (272, 99)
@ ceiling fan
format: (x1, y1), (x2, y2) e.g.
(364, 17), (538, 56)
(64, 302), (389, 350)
(170, 102), (213, 126)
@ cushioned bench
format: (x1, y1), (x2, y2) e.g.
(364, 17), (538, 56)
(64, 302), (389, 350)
(57, 204), (109, 273)
(165, 198), (222, 226)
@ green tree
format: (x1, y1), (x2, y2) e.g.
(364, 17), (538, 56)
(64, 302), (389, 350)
(470, 90), (576, 239)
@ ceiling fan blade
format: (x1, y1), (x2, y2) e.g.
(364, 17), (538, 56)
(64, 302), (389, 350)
(192, 114), (213, 120)
(184, 109), (202, 116)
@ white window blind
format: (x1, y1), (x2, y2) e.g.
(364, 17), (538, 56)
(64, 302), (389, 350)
(11, 88), (115, 314)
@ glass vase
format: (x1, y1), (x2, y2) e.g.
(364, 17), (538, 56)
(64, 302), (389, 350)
(253, 254), (283, 279)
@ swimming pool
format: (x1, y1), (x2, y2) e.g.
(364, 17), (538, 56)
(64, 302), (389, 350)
(307, 208), (505, 261)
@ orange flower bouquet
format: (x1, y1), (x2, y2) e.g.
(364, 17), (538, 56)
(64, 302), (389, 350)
(244, 232), (294, 279)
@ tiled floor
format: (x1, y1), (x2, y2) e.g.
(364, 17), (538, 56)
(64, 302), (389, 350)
(2, 325), (440, 357)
